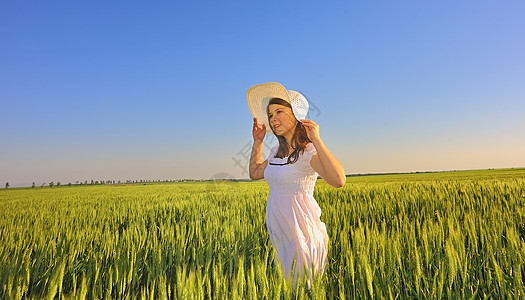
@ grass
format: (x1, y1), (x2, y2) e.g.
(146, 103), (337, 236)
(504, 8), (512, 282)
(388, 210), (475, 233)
(1, 168), (524, 299)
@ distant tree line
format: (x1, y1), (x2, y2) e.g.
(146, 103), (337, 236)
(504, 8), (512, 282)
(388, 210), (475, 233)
(32, 179), (182, 188)
(4, 179), (205, 189)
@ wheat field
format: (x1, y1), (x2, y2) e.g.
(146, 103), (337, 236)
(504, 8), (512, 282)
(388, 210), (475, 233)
(1, 169), (524, 299)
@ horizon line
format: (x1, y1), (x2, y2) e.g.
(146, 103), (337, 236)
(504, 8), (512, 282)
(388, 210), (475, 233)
(2, 167), (524, 189)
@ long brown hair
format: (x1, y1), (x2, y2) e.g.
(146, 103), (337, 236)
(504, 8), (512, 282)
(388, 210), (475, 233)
(266, 98), (312, 164)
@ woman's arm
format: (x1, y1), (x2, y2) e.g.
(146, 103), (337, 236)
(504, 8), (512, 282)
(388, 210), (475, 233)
(310, 139), (346, 188)
(301, 119), (346, 188)
(249, 117), (268, 180)
(249, 140), (268, 180)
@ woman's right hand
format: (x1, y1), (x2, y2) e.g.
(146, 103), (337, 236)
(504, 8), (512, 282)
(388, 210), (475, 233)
(252, 117), (266, 143)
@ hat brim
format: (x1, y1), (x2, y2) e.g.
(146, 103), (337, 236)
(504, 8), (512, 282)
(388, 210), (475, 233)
(247, 82), (291, 134)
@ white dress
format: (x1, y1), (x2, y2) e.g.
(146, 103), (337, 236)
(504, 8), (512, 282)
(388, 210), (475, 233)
(264, 142), (329, 287)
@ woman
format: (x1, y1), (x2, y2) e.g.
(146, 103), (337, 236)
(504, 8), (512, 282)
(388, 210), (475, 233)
(247, 82), (346, 289)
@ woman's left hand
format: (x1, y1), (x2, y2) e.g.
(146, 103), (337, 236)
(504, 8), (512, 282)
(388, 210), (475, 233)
(300, 119), (321, 143)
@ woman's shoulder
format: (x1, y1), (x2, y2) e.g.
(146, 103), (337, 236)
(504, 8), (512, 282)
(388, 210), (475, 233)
(269, 145), (279, 158)
(270, 145), (279, 153)
(301, 142), (317, 161)
(304, 142), (316, 153)
(295, 143), (317, 173)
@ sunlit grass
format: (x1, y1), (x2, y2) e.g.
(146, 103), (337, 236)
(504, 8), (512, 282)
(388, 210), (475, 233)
(1, 168), (524, 298)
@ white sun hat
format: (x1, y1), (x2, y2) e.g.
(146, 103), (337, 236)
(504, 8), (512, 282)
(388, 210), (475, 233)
(247, 82), (309, 134)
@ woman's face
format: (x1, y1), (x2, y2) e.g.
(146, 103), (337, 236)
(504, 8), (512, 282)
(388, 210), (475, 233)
(267, 104), (297, 135)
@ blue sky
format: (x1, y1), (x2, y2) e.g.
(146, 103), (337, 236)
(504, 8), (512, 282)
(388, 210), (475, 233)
(1, 1), (524, 187)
